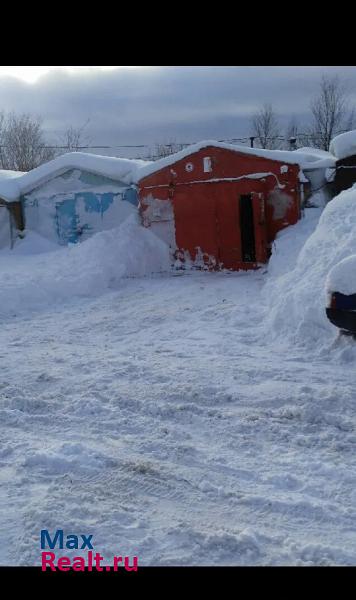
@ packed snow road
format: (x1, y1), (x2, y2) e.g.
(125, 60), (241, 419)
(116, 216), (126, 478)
(1, 270), (356, 566)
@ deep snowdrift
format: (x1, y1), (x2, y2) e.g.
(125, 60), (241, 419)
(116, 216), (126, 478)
(264, 186), (356, 347)
(0, 215), (171, 318)
(326, 254), (356, 296)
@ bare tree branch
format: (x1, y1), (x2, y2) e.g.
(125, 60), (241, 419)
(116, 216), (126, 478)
(60, 118), (92, 153)
(251, 103), (281, 149)
(309, 75), (354, 150)
(1, 112), (56, 171)
(148, 139), (186, 160)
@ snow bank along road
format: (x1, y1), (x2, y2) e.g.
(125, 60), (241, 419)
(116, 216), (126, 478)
(1, 267), (356, 566)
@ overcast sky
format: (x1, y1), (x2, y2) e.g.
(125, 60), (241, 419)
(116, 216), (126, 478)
(1, 66), (356, 159)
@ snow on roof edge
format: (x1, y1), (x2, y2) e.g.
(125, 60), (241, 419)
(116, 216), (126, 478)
(0, 152), (152, 202)
(0, 143), (335, 202)
(329, 130), (356, 160)
(134, 140), (335, 183)
(0, 169), (26, 180)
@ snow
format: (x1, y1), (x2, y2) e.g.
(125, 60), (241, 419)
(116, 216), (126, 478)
(24, 168), (127, 197)
(263, 185), (356, 348)
(330, 129), (356, 160)
(325, 167), (336, 182)
(2, 231), (59, 255)
(1, 195), (356, 566)
(135, 140), (336, 182)
(296, 147), (335, 160)
(0, 214), (170, 319)
(299, 171), (309, 183)
(0, 144), (336, 205)
(295, 148), (336, 190)
(326, 254), (356, 296)
(0, 153), (151, 202)
(0, 169), (25, 181)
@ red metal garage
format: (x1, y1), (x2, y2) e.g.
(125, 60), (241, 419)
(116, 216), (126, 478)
(137, 142), (302, 271)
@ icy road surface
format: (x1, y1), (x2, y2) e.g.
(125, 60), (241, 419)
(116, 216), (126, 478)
(1, 271), (356, 566)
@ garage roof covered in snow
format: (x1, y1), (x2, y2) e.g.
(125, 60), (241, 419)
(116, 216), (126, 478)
(0, 153), (151, 202)
(294, 147), (336, 170)
(134, 140), (336, 182)
(0, 142), (336, 202)
(329, 130), (356, 160)
(0, 169), (26, 180)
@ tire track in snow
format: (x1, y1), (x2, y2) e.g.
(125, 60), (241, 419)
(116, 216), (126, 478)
(2, 272), (356, 565)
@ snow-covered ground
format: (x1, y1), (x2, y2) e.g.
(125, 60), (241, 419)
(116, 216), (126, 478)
(1, 205), (356, 566)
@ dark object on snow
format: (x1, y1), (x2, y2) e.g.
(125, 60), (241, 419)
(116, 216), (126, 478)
(326, 291), (356, 335)
(334, 154), (356, 195)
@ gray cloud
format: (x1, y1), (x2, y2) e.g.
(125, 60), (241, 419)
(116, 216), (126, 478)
(0, 66), (356, 158)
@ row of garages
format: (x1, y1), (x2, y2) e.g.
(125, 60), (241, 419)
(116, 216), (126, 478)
(0, 137), (347, 270)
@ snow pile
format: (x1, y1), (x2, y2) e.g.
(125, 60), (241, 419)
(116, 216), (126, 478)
(3, 231), (59, 255)
(0, 214), (170, 318)
(265, 207), (323, 280)
(326, 254), (356, 296)
(263, 186), (356, 346)
(305, 190), (328, 208)
(330, 130), (356, 160)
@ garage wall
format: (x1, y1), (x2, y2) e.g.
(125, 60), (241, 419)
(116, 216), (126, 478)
(0, 206), (10, 249)
(22, 169), (138, 245)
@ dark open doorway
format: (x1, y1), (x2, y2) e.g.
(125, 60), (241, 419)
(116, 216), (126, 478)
(239, 194), (256, 262)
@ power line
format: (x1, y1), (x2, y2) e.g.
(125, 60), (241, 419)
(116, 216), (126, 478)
(0, 129), (349, 150)
(0, 128), (350, 162)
